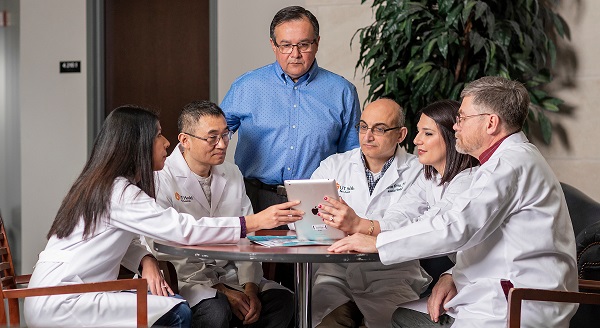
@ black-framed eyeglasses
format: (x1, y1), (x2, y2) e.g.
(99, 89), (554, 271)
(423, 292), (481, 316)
(183, 131), (232, 146)
(355, 123), (400, 136)
(273, 39), (317, 54)
(455, 113), (492, 126)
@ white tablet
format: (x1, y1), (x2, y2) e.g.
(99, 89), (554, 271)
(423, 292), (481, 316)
(284, 179), (346, 241)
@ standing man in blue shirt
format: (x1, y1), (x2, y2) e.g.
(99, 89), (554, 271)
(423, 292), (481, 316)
(221, 6), (361, 218)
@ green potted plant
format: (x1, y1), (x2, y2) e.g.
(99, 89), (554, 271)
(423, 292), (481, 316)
(355, 0), (570, 152)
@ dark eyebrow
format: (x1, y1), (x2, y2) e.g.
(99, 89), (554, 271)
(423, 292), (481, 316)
(359, 120), (389, 127)
(279, 38), (314, 44)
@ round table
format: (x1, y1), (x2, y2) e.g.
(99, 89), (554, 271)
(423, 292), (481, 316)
(153, 236), (380, 328)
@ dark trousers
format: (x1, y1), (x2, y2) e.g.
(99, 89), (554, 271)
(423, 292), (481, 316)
(244, 179), (295, 290)
(191, 289), (294, 328)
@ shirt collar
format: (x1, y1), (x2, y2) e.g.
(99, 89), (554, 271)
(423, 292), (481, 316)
(360, 147), (397, 195)
(478, 133), (514, 164)
(274, 60), (319, 85)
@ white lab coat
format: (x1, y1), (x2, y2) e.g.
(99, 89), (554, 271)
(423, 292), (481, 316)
(149, 144), (286, 306)
(377, 132), (579, 328)
(310, 148), (432, 328)
(25, 177), (243, 327)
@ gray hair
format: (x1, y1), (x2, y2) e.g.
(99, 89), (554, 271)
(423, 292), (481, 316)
(270, 6), (319, 42)
(460, 76), (530, 132)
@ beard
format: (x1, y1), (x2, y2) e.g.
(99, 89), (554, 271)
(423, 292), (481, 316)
(455, 131), (483, 156)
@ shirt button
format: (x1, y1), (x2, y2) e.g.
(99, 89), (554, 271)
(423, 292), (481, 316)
(287, 167), (291, 171)
(293, 104), (297, 108)
(290, 146), (294, 150)
(294, 86), (298, 90)
(292, 125), (296, 129)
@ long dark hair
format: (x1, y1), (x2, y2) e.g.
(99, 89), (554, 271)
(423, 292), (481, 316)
(48, 105), (159, 239)
(420, 100), (479, 185)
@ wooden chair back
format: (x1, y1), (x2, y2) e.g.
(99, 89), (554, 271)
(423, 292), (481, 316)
(507, 279), (600, 328)
(0, 214), (148, 327)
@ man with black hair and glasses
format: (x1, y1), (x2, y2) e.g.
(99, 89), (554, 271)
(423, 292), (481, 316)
(148, 100), (296, 328)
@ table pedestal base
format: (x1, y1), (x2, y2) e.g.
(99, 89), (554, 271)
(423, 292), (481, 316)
(294, 262), (312, 328)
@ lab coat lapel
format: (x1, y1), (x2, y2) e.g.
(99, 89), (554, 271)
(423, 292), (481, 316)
(349, 152), (371, 198)
(370, 158), (399, 200)
(210, 167), (227, 216)
(182, 171), (211, 212)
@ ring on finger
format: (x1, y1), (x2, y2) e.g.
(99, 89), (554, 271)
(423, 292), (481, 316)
(330, 216), (335, 222)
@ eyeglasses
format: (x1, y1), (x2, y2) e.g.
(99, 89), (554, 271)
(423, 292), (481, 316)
(273, 39), (317, 54)
(355, 123), (400, 136)
(183, 131), (232, 146)
(455, 113), (492, 126)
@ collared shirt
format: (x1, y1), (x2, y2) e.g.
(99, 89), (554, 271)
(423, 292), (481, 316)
(361, 150), (396, 195)
(478, 133), (513, 164)
(221, 60), (361, 185)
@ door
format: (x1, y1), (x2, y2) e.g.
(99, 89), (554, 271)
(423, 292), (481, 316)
(104, 0), (210, 152)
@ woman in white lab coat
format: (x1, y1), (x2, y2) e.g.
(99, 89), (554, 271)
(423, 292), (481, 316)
(24, 106), (302, 328)
(314, 100), (479, 327)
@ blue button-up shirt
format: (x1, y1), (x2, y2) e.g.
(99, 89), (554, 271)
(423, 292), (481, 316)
(221, 61), (361, 185)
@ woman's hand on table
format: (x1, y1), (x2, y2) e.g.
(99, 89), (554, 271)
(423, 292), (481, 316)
(327, 233), (378, 253)
(245, 200), (303, 232)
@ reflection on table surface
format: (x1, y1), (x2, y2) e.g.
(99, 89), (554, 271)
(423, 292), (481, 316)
(154, 230), (380, 264)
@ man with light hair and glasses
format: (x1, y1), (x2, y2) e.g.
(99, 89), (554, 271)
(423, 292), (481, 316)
(221, 5), (361, 288)
(147, 100), (296, 328)
(328, 76), (578, 327)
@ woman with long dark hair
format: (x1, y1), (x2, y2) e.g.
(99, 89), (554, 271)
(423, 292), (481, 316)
(24, 106), (302, 327)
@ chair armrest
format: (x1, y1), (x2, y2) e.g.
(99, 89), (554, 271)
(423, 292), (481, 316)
(2, 278), (148, 327)
(579, 279), (600, 291)
(15, 274), (31, 285)
(507, 287), (600, 328)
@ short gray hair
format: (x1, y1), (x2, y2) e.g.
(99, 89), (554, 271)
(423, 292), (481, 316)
(270, 6), (319, 41)
(461, 76), (530, 132)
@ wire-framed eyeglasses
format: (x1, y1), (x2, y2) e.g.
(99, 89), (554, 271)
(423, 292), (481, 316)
(183, 131), (233, 146)
(273, 39), (317, 54)
(355, 123), (400, 136)
(455, 113), (492, 126)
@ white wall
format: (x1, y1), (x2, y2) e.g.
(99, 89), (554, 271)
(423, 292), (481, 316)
(536, 2), (600, 198)
(19, 0), (88, 271)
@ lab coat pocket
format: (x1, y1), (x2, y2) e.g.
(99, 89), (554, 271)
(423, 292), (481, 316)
(444, 278), (507, 319)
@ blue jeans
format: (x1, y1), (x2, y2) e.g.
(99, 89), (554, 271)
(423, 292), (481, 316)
(153, 294), (192, 328)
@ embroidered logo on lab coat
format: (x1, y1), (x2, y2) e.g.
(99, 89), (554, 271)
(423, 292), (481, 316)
(386, 183), (405, 193)
(338, 185), (355, 193)
(174, 192), (193, 203)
